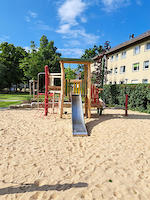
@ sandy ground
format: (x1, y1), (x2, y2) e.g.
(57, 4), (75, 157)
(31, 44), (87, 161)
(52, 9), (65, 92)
(0, 108), (150, 200)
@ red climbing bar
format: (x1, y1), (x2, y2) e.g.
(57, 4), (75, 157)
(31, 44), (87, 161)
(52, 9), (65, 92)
(45, 65), (49, 116)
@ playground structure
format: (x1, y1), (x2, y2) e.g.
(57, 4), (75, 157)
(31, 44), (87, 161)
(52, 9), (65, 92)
(33, 57), (128, 135)
(43, 58), (104, 118)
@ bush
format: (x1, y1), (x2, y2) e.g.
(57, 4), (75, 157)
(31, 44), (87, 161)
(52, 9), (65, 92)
(103, 84), (150, 113)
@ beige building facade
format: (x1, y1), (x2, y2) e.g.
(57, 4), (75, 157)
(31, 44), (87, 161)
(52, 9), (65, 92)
(93, 31), (150, 84)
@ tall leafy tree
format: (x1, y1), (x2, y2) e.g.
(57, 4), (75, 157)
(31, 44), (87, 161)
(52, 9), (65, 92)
(0, 42), (27, 90)
(20, 35), (61, 80)
(65, 66), (76, 80)
(77, 45), (104, 79)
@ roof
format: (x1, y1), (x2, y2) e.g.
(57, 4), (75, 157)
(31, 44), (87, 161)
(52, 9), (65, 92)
(58, 57), (93, 64)
(105, 30), (150, 55)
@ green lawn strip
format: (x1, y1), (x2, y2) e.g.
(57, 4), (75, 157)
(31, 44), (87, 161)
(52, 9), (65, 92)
(0, 101), (23, 108)
(0, 94), (30, 101)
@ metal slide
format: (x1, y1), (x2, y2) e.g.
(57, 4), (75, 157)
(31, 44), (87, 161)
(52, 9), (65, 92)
(72, 94), (88, 136)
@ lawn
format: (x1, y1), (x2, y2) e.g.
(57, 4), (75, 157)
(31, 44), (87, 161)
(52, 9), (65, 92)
(0, 94), (31, 108)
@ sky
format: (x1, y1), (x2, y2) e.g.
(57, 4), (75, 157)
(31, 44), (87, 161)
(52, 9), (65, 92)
(0, 0), (150, 58)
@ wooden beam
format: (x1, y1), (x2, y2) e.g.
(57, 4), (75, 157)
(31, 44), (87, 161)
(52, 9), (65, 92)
(60, 62), (65, 118)
(84, 64), (88, 117)
(70, 79), (82, 83)
(59, 61), (91, 65)
(87, 64), (91, 118)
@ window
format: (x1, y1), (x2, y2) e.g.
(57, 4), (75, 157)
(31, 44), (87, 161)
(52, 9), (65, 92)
(120, 81), (124, 84)
(143, 61), (149, 70)
(121, 51), (126, 59)
(114, 81), (117, 84)
(145, 42), (150, 50)
(109, 81), (112, 84)
(109, 69), (113, 74)
(114, 67), (118, 74)
(120, 66), (126, 73)
(115, 54), (118, 61)
(132, 63), (139, 72)
(134, 46), (140, 55)
(142, 79), (148, 83)
(131, 79), (138, 84)
(111, 55), (114, 61)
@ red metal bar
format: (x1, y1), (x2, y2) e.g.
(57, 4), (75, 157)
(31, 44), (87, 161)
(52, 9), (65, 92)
(45, 65), (49, 116)
(125, 94), (128, 116)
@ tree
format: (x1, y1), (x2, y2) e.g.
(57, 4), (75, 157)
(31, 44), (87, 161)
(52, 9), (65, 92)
(0, 62), (7, 89)
(20, 35), (61, 80)
(81, 45), (104, 59)
(77, 45), (105, 79)
(65, 66), (76, 80)
(93, 42), (111, 87)
(0, 42), (28, 90)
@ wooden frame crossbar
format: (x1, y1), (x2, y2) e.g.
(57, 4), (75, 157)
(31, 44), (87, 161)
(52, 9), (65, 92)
(59, 58), (92, 118)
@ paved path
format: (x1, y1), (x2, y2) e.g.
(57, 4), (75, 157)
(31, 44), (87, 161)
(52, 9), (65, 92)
(0, 99), (23, 102)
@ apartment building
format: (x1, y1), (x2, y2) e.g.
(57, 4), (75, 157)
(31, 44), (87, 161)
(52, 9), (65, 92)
(106, 31), (150, 84)
(93, 30), (150, 84)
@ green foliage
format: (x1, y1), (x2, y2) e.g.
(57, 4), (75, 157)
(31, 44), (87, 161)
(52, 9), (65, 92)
(0, 42), (27, 90)
(0, 63), (7, 89)
(81, 45), (104, 59)
(103, 84), (150, 113)
(77, 45), (104, 79)
(0, 101), (22, 108)
(65, 66), (76, 80)
(20, 35), (61, 80)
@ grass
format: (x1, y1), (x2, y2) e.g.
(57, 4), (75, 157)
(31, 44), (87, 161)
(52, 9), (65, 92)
(0, 94), (30, 100)
(0, 93), (31, 108)
(0, 101), (22, 108)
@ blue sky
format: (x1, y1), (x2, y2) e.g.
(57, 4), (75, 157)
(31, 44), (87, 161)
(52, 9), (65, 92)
(0, 0), (149, 58)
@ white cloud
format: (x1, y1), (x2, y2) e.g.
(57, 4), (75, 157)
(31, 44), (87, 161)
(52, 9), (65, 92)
(58, 0), (86, 26)
(28, 10), (38, 18)
(56, 24), (71, 34)
(56, 0), (99, 57)
(81, 17), (87, 23)
(36, 20), (51, 31)
(0, 35), (10, 42)
(25, 16), (31, 23)
(58, 48), (84, 57)
(25, 12), (51, 31)
(136, 0), (142, 6)
(65, 40), (81, 47)
(101, 0), (130, 12)
(25, 10), (38, 23)
(57, 26), (99, 45)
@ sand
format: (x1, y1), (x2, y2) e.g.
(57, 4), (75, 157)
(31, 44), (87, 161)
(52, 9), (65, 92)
(0, 108), (150, 200)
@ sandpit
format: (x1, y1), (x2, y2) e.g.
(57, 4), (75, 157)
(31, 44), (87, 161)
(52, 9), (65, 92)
(0, 108), (150, 200)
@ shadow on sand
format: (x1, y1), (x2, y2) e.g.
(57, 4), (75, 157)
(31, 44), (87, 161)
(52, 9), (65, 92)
(86, 112), (150, 136)
(0, 182), (88, 195)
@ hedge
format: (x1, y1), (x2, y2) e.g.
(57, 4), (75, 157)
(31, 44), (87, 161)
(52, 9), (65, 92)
(103, 84), (150, 113)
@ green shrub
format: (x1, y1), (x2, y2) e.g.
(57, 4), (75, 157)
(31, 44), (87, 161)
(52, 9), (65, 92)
(103, 84), (150, 113)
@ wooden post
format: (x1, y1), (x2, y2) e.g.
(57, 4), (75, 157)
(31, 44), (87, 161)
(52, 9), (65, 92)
(84, 64), (88, 117)
(60, 62), (65, 118)
(78, 82), (80, 94)
(87, 63), (91, 118)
